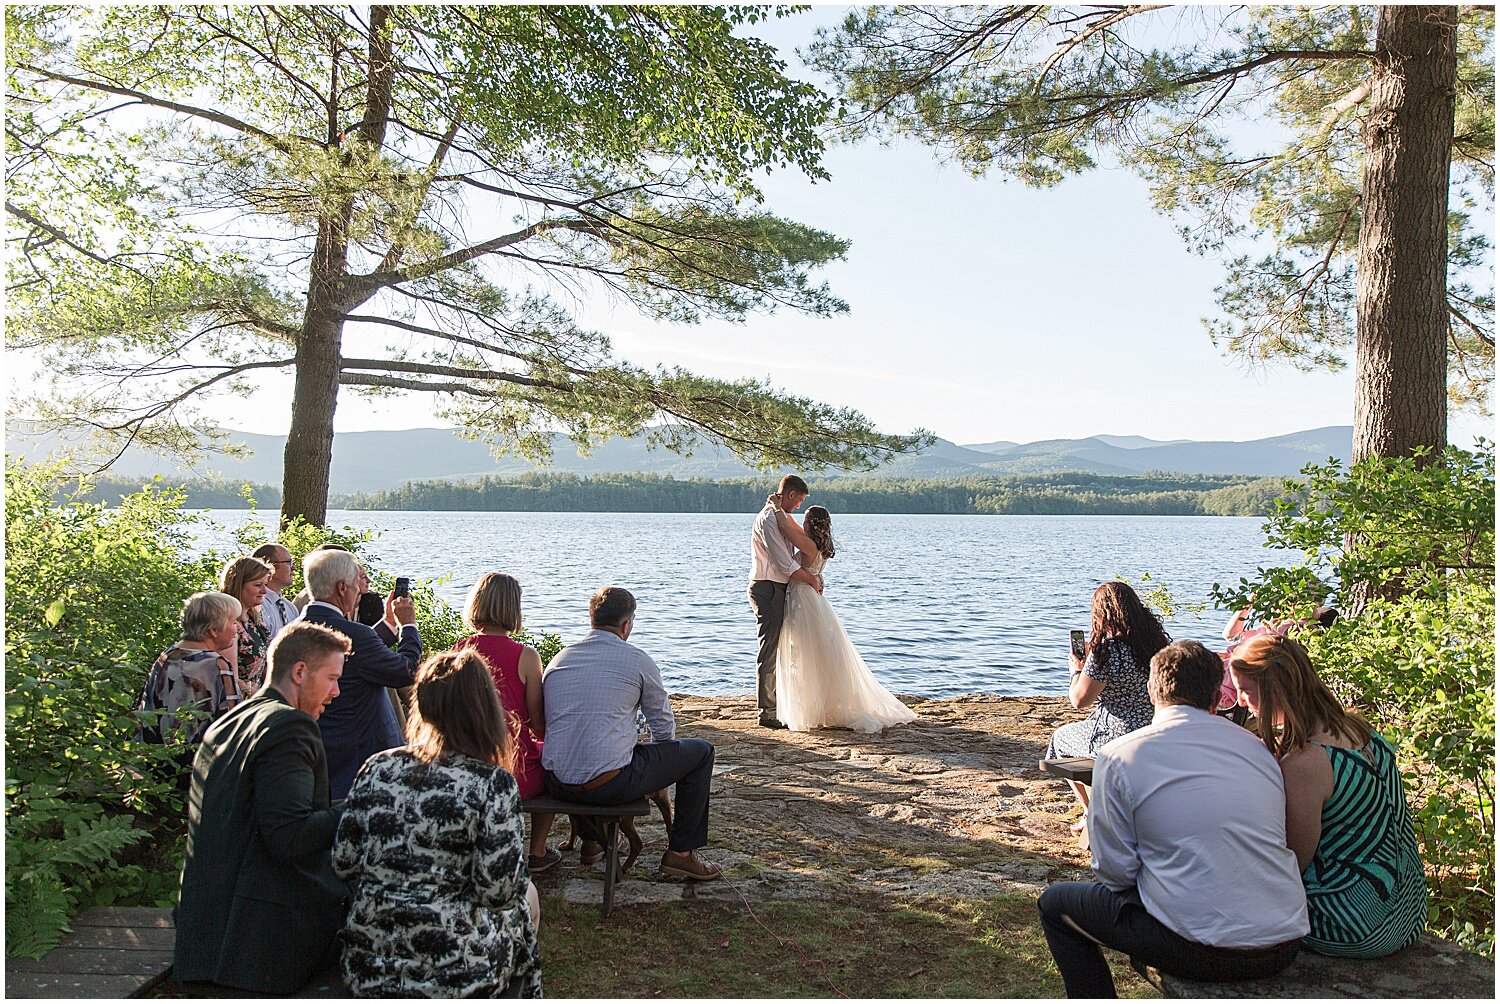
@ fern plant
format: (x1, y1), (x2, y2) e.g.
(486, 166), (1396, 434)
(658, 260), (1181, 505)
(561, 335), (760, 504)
(4, 805), (146, 958)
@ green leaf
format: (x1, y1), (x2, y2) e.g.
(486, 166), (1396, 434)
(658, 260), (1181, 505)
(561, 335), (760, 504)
(43, 598), (65, 628)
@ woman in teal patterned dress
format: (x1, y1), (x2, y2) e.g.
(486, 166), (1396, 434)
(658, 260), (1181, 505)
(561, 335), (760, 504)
(1228, 633), (1427, 958)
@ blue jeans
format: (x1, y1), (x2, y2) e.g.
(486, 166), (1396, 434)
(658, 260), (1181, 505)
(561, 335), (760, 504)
(1037, 881), (1300, 998)
(545, 739), (714, 852)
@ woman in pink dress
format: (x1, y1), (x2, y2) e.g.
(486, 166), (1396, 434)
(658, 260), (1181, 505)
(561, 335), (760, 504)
(459, 572), (558, 873)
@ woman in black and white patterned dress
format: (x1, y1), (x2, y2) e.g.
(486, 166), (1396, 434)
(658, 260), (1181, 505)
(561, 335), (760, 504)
(333, 649), (542, 998)
(1046, 581), (1170, 829)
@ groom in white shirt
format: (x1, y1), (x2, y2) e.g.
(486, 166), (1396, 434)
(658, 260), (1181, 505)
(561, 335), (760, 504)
(747, 474), (823, 729)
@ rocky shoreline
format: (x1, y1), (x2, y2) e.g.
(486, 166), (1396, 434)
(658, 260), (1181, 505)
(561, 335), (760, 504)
(541, 693), (1092, 909)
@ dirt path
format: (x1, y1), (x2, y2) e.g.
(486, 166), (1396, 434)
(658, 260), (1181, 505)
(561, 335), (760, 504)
(547, 694), (1093, 908)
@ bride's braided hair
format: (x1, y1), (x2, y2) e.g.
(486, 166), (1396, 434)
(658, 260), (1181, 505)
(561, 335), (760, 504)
(803, 505), (836, 559)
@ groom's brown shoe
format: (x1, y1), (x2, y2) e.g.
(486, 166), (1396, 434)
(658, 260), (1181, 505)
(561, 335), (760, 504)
(758, 717), (787, 729)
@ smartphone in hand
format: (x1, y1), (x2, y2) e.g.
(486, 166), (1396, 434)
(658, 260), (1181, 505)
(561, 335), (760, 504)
(1069, 629), (1086, 661)
(393, 576), (411, 599)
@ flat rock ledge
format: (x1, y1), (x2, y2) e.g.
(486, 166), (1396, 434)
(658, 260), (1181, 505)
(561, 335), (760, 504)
(536, 694), (1096, 909)
(1145, 934), (1494, 999)
(537, 693), (1493, 1000)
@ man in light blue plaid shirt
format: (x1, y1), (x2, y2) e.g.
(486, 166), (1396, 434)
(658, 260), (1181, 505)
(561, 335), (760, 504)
(542, 587), (722, 881)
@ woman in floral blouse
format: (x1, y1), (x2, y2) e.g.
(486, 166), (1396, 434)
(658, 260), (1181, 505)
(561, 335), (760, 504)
(218, 555), (273, 692)
(333, 649), (542, 998)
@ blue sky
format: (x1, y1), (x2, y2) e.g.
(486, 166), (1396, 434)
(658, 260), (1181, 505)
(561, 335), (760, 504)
(16, 5), (1489, 450)
(323, 6), (1493, 448)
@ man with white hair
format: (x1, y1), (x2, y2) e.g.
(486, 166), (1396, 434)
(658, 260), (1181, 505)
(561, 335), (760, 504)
(298, 549), (422, 799)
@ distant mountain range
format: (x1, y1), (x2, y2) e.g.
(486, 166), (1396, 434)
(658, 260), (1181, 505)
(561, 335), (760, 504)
(7, 423), (1354, 494)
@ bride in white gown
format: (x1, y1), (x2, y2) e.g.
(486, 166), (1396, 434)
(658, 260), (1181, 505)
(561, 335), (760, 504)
(771, 504), (917, 733)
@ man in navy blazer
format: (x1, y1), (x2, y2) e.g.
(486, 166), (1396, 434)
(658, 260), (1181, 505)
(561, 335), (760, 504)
(299, 548), (422, 798)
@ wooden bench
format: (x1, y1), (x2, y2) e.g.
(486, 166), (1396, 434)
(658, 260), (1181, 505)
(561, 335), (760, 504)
(1039, 756), (1095, 786)
(521, 795), (650, 919)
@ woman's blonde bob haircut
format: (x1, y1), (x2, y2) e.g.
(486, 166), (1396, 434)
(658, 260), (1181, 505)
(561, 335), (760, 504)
(407, 649), (513, 770)
(463, 572), (522, 634)
(180, 591), (243, 641)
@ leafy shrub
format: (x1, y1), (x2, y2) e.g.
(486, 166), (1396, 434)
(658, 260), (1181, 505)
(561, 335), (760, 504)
(5, 462), (216, 957)
(1214, 445), (1495, 954)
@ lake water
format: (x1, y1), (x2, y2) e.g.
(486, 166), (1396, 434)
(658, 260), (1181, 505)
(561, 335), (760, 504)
(201, 511), (1284, 698)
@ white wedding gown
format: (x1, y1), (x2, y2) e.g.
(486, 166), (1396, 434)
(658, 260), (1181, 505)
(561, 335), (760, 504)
(776, 554), (917, 733)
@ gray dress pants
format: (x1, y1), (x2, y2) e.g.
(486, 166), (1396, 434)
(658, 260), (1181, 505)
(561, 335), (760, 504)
(747, 579), (787, 721)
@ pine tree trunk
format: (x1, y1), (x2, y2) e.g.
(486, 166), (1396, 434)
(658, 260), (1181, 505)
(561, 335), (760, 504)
(280, 218), (347, 528)
(279, 11), (391, 528)
(1353, 5), (1457, 463)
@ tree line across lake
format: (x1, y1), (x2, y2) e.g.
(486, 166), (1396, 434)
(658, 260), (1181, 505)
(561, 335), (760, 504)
(71, 471), (1294, 517)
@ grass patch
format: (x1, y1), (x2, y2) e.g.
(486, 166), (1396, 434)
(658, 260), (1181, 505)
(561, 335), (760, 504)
(538, 890), (1158, 998)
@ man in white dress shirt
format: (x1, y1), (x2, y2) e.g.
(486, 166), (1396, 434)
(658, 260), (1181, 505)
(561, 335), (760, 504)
(1037, 640), (1309, 997)
(252, 542), (299, 638)
(747, 474), (824, 729)
(542, 587), (721, 880)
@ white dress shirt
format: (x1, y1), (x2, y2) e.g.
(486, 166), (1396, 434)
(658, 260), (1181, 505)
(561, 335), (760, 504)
(1089, 703), (1310, 949)
(749, 503), (801, 583)
(260, 589), (300, 639)
(540, 630), (675, 785)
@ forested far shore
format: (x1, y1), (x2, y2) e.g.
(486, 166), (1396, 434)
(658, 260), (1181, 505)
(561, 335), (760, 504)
(60, 471), (1297, 516)
(340, 471), (1293, 516)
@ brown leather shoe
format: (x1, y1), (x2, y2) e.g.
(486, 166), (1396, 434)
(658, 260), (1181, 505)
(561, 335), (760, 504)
(579, 833), (626, 866)
(659, 849), (723, 881)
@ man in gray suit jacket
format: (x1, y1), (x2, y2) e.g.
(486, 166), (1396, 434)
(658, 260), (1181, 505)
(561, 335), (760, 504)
(173, 621), (352, 994)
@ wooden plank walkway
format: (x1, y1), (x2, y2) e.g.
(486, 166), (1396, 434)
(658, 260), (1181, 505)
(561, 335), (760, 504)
(5, 907), (349, 999)
(5, 906), (173, 998)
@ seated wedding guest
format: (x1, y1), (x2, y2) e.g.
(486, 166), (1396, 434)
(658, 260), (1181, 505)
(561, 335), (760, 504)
(1038, 641), (1308, 997)
(333, 649), (542, 998)
(137, 592), (244, 763)
(173, 622), (352, 994)
(1219, 598), (1338, 713)
(1047, 581), (1170, 832)
(543, 586), (722, 880)
(1229, 634), (1426, 957)
(251, 542), (299, 638)
(300, 548), (422, 799)
(458, 572), (558, 873)
(219, 555), (274, 691)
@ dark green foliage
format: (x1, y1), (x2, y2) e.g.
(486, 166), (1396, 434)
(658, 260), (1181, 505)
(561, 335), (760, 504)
(4, 458), (558, 958)
(336, 470), (1293, 516)
(1214, 445), (1495, 953)
(64, 476), (282, 510)
(5, 460), (217, 957)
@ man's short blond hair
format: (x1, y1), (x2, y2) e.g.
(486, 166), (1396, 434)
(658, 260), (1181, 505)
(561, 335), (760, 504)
(268, 622), (352, 683)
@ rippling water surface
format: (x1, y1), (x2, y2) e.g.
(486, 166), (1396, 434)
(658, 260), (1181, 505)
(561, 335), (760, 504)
(203, 511), (1284, 698)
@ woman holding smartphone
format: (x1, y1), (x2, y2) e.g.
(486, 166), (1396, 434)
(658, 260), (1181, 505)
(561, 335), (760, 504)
(1046, 581), (1170, 830)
